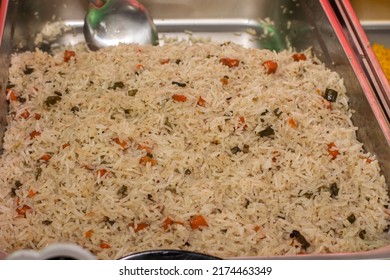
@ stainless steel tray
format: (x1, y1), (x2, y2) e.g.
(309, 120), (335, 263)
(0, 0), (389, 259)
(362, 21), (390, 47)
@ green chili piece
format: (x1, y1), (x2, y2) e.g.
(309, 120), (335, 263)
(23, 66), (34, 75)
(347, 214), (356, 224)
(127, 89), (138, 96)
(71, 106), (80, 114)
(42, 220), (53, 225)
(242, 144), (250, 154)
(184, 169), (192, 175)
(109, 81), (125, 90)
(231, 146), (241, 154)
(35, 167), (42, 181)
(330, 182), (339, 198)
(273, 108), (283, 117)
(258, 126), (275, 137)
(290, 230), (310, 250)
(44, 96), (62, 107)
(172, 81), (187, 88)
(117, 185), (128, 198)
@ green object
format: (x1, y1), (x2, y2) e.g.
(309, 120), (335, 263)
(87, 0), (112, 29)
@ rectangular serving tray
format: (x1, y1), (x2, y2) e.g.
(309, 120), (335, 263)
(0, 0), (389, 259)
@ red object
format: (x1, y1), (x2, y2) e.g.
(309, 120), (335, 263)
(0, 0), (8, 48)
(189, 215), (208, 230)
(20, 110), (30, 119)
(28, 189), (37, 198)
(113, 137), (127, 149)
(262, 60), (278, 74)
(85, 230), (93, 238)
(172, 94), (187, 102)
(100, 242), (111, 249)
(139, 155), (157, 166)
(41, 154), (51, 161)
(327, 142), (340, 159)
(220, 58), (240, 68)
(62, 143), (70, 149)
(16, 205), (32, 218)
(288, 117), (297, 128)
(29, 130), (41, 140)
(197, 97), (206, 107)
(292, 53), (307, 61)
(97, 169), (109, 177)
(64, 50), (76, 62)
(128, 222), (149, 233)
(137, 143), (153, 154)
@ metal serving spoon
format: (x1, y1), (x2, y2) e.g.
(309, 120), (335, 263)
(84, 0), (158, 51)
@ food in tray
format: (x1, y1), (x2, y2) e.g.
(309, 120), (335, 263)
(0, 42), (389, 259)
(372, 43), (390, 83)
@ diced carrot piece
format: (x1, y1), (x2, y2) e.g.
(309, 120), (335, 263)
(128, 222), (149, 233)
(100, 242), (111, 249)
(34, 113), (42, 120)
(262, 60), (278, 74)
(327, 142), (340, 160)
(220, 58), (240, 68)
(238, 116), (248, 130)
(254, 225), (267, 239)
(64, 50), (76, 62)
(139, 156), (157, 166)
(16, 204), (32, 217)
(62, 143), (70, 149)
(159, 58), (170, 65)
(292, 53), (307, 61)
(85, 230), (93, 238)
(359, 155), (373, 164)
(8, 90), (18, 101)
(29, 130), (41, 140)
(220, 77), (229, 85)
(28, 189), (37, 198)
(288, 117), (297, 128)
(197, 96), (206, 107)
(113, 137), (127, 149)
(84, 211), (95, 217)
(137, 144), (153, 154)
(97, 169), (109, 177)
(163, 217), (174, 230)
(20, 110), (30, 119)
(189, 215), (208, 230)
(41, 154), (51, 161)
(172, 94), (187, 102)
(135, 63), (144, 70)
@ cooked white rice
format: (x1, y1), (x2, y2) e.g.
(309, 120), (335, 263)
(0, 42), (389, 259)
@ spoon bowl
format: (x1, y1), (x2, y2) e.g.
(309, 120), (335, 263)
(84, 0), (158, 50)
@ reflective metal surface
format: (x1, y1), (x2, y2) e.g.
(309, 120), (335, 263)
(84, 0), (158, 50)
